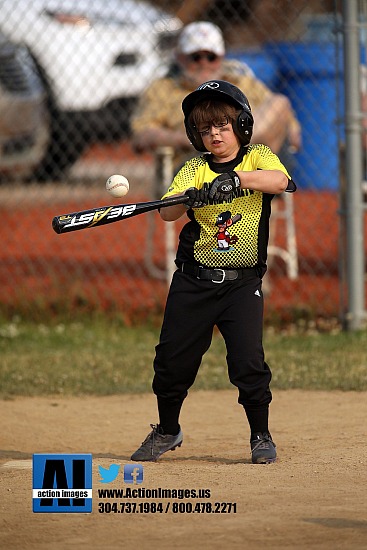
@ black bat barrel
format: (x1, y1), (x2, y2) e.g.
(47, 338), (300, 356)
(52, 195), (189, 234)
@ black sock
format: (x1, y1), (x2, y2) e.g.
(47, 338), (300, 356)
(243, 405), (269, 438)
(157, 397), (183, 435)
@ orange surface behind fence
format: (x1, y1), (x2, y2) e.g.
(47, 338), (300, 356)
(2, 184), (366, 324)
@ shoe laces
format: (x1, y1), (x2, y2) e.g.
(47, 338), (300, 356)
(251, 433), (273, 452)
(141, 424), (161, 457)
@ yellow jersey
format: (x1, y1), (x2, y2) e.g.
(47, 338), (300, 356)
(162, 144), (295, 271)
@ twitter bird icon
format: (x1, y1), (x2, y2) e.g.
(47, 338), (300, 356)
(98, 464), (120, 483)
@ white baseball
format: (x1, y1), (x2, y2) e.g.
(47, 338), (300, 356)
(106, 175), (129, 198)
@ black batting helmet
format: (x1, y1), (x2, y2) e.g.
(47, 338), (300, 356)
(182, 80), (254, 152)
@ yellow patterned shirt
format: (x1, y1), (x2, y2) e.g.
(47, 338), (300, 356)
(162, 144), (293, 271)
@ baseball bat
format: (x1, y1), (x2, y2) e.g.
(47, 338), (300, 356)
(231, 214), (242, 225)
(52, 195), (189, 234)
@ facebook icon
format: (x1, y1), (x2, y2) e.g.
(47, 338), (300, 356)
(124, 464), (143, 484)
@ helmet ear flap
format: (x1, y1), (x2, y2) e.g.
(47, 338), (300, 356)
(233, 109), (254, 146)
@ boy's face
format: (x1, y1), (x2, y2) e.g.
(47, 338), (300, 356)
(197, 117), (241, 161)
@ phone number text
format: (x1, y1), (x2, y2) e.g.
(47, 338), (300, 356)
(98, 501), (237, 514)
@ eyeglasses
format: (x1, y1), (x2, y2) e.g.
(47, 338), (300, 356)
(189, 52), (218, 63)
(197, 116), (230, 136)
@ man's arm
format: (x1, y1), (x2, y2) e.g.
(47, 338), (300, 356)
(132, 127), (193, 152)
(130, 78), (194, 152)
(251, 94), (301, 154)
(234, 73), (301, 154)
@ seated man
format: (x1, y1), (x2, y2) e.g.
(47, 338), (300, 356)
(131, 21), (302, 165)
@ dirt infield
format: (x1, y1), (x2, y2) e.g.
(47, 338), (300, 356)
(1, 389), (367, 549)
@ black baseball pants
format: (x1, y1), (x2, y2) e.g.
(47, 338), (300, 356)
(152, 269), (272, 422)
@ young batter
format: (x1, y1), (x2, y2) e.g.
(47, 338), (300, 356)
(131, 80), (296, 464)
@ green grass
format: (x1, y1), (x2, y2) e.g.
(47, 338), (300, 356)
(266, 329), (367, 390)
(0, 317), (366, 397)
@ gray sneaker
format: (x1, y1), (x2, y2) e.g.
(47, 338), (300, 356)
(131, 424), (183, 462)
(251, 432), (277, 464)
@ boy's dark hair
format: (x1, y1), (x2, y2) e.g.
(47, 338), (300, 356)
(189, 100), (240, 129)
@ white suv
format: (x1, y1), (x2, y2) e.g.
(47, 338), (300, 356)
(0, 0), (182, 178)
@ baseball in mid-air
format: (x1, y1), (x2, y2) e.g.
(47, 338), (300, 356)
(106, 174), (130, 198)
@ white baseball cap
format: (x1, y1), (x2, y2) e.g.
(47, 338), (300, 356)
(177, 22), (225, 57)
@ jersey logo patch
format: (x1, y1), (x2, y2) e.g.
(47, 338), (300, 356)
(214, 211), (241, 252)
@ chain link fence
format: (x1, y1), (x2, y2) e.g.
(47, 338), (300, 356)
(0, 0), (366, 325)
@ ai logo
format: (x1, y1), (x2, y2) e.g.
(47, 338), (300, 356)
(32, 454), (92, 513)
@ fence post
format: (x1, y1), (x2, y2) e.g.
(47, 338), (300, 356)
(342, 0), (366, 329)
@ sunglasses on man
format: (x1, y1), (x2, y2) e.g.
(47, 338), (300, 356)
(189, 52), (219, 63)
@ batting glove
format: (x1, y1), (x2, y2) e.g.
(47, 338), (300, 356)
(208, 172), (241, 204)
(184, 183), (210, 208)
